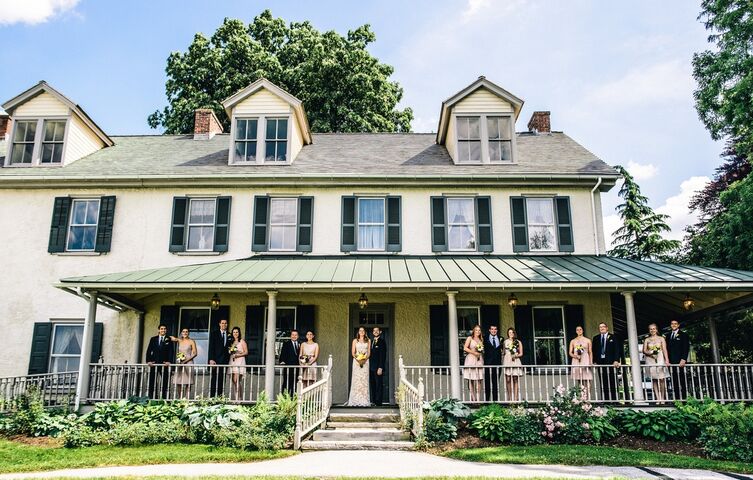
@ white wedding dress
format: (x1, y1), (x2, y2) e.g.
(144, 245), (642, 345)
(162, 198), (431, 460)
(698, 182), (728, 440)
(345, 341), (371, 406)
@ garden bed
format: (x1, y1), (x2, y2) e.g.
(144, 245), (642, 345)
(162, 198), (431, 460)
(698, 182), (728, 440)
(602, 434), (707, 458)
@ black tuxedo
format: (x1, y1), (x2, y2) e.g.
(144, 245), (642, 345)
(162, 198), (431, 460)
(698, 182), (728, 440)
(145, 335), (175, 399)
(207, 329), (233, 397)
(279, 339), (301, 396)
(592, 332), (624, 401)
(370, 336), (388, 406)
(665, 329), (690, 400)
(483, 334), (503, 401)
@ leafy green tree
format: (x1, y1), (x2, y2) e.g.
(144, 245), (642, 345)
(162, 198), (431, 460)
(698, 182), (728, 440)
(148, 11), (413, 134)
(693, 0), (753, 160)
(609, 165), (681, 261)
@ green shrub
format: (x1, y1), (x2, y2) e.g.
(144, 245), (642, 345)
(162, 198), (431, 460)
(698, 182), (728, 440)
(537, 384), (615, 444)
(82, 400), (186, 430)
(426, 398), (471, 426)
(107, 419), (189, 446)
(32, 413), (79, 437)
(470, 407), (543, 445)
(423, 409), (457, 443)
(615, 409), (691, 442)
(697, 402), (753, 463)
(62, 425), (108, 447)
(0, 387), (47, 436)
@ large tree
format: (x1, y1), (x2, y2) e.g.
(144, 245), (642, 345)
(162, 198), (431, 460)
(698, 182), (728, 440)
(608, 165), (681, 261)
(692, 0), (753, 160)
(148, 11), (413, 134)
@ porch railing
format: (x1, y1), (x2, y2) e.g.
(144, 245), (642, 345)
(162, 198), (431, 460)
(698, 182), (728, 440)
(294, 355), (333, 449)
(403, 363), (753, 405)
(0, 371), (78, 412)
(398, 355), (424, 438)
(87, 363), (328, 403)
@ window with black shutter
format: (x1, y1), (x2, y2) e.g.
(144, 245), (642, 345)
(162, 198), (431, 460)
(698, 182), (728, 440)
(430, 196), (492, 252)
(49, 196), (116, 254)
(341, 196), (401, 252)
(28, 321), (104, 374)
(511, 196), (573, 253)
(252, 196), (314, 252)
(169, 196), (231, 253)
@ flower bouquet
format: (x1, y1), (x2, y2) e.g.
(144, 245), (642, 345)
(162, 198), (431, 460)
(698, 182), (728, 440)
(507, 340), (519, 356)
(647, 344), (662, 357)
(299, 354), (311, 365)
(574, 345), (585, 356)
(228, 344), (238, 355)
(355, 352), (368, 368)
(176, 352), (186, 363)
(475, 342), (484, 353)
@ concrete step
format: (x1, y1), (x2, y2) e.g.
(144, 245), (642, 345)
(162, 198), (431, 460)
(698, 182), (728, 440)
(325, 421), (400, 429)
(327, 412), (399, 423)
(300, 440), (414, 451)
(313, 428), (410, 442)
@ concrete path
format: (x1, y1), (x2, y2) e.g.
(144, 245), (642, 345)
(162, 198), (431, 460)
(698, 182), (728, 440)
(1, 450), (751, 480)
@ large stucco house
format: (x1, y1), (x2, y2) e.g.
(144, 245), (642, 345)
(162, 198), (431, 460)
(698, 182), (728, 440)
(1, 76), (752, 409)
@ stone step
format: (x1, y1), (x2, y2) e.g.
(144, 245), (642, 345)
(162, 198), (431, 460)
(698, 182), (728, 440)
(326, 421), (400, 429)
(300, 440), (414, 451)
(327, 412), (400, 423)
(313, 428), (410, 442)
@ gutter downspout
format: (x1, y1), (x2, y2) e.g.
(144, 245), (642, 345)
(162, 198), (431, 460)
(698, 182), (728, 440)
(591, 177), (603, 255)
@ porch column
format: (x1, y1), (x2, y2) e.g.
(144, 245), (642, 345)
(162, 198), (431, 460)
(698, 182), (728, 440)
(621, 291), (645, 403)
(708, 316), (721, 364)
(264, 290), (278, 400)
(133, 312), (145, 364)
(75, 291), (98, 411)
(446, 291), (461, 399)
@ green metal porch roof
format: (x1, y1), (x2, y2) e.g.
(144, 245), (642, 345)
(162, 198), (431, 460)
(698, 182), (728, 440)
(58, 255), (753, 292)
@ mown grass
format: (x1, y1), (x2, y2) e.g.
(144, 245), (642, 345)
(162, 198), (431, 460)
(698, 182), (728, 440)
(444, 445), (753, 474)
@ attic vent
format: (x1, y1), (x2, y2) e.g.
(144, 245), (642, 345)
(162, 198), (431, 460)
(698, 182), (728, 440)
(193, 109), (224, 140)
(527, 111), (551, 134)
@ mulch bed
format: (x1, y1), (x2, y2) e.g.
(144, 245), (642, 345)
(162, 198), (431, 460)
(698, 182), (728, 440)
(6, 435), (63, 447)
(602, 434), (707, 458)
(426, 430), (496, 454)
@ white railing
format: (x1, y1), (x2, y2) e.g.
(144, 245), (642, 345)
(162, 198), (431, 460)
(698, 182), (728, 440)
(403, 363), (753, 404)
(0, 371), (78, 412)
(398, 355), (424, 438)
(294, 355), (333, 449)
(87, 363), (327, 403)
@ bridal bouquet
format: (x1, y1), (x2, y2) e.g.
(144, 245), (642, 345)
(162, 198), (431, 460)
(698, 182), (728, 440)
(176, 352), (186, 363)
(647, 344), (662, 357)
(299, 354), (311, 364)
(475, 343), (484, 353)
(228, 345), (238, 355)
(507, 340), (519, 356)
(355, 352), (368, 368)
(574, 345), (585, 356)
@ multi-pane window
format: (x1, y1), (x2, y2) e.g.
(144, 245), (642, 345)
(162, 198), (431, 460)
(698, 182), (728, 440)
(234, 118), (258, 162)
(457, 306), (480, 360)
(264, 306), (297, 360)
(264, 117), (288, 162)
(487, 116), (512, 162)
(186, 198), (216, 251)
(526, 198), (557, 251)
(447, 198), (476, 251)
(456, 117), (482, 163)
(269, 198), (297, 251)
(49, 324), (83, 373)
(357, 198), (385, 251)
(67, 199), (100, 251)
(179, 307), (210, 365)
(10, 120), (37, 164)
(532, 306), (566, 365)
(41, 120), (66, 164)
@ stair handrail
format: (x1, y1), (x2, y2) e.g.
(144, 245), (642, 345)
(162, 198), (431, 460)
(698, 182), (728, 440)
(293, 354), (333, 449)
(397, 355), (424, 438)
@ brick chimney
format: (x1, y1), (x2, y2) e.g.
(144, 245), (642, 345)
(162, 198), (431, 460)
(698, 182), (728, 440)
(527, 111), (551, 134)
(193, 109), (224, 140)
(0, 114), (10, 139)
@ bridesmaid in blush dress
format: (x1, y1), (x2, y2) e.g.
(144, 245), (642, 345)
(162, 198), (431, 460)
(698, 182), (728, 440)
(502, 328), (524, 402)
(569, 325), (593, 399)
(462, 325), (484, 402)
(299, 331), (320, 388)
(171, 328), (197, 399)
(644, 323), (670, 404)
(228, 327), (248, 401)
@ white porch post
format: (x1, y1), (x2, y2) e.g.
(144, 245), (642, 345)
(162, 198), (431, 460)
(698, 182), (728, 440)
(132, 312), (144, 364)
(75, 291), (98, 411)
(708, 316), (721, 364)
(622, 291), (645, 403)
(264, 290), (278, 400)
(446, 291), (461, 399)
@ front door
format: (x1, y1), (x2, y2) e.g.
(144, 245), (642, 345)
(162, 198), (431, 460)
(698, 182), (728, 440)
(348, 303), (394, 405)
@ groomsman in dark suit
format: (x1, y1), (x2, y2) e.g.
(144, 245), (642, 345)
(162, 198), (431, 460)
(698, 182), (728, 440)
(665, 319), (690, 400)
(370, 327), (388, 406)
(279, 329), (301, 396)
(145, 324), (175, 399)
(592, 322), (624, 401)
(208, 318), (232, 397)
(483, 325), (503, 401)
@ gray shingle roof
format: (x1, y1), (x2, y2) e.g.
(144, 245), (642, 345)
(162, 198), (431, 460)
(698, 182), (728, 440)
(0, 131), (618, 180)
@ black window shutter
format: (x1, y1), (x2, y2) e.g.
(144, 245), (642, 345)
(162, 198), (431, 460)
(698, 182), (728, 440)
(296, 305), (315, 336)
(341, 196), (356, 252)
(28, 323), (53, 374)
(252, 196), (269, 252)
(511, 197), (529, 252)
(564, 305), (584, 349)
(386, 196), (401, 252)
(513, 305), (534, 365)
(90, 323), (104, 363)
(476, 196), (493, 252)
(48, 197), (72, 253)
(555, 197), (574, 252)
(245, 306), (265, 364)
(297, 197), (313, 252)
(159, 306), (180, 337)
(94, 196), (116, 253)
(214, 196), (231, 252)
(429, 305), (449, 366)
(169, 197), (188, 252)
(431, 197), (447, 252)
(480, 305), (500, 333)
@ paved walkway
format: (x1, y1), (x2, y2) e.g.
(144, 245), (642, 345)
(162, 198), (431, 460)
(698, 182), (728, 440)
(1, 451), (751, 480)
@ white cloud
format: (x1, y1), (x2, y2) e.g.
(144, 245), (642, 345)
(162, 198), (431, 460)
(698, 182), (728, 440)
(0, 0), (79, 26)
(656, 175), (709, 241)
(626, 160), (658, 181)
(603, 213), (622, 249)
(461, 0), (490, 22)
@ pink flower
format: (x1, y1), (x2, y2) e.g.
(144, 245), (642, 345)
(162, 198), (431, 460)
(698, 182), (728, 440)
(582, 403), (592, 412)
(547, 432), (554, 438)
(582, 423), (590, 429)
(546, 424), (555, 432)
(541, 431), (548, 437)
(555, 421), (564, 428)
(556, 384), (566, 395)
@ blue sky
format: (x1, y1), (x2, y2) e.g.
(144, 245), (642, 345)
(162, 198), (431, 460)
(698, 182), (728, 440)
(0, 0), (722, 244)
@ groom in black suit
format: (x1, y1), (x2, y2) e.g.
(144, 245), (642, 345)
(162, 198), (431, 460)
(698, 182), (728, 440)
(145, 324), (175, 399)
(369, 327), (388, 406)
(483, 325), (503, 402)
(592, 322), (624, 401)
(208, 318), (232, 397)
(665, 319), (690, 400)
(279, 329), (301, 396)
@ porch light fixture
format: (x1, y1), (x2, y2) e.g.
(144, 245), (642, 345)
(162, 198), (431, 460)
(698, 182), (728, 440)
(210, 293), (221, 311)
(358, 293), (369, 310)
(507, 293), (518, 309)
(682, 294), (695, 311)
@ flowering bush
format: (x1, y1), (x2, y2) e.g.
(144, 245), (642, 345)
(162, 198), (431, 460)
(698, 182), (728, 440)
(537, 384), (617, 444)
(470, 406), (543, 445)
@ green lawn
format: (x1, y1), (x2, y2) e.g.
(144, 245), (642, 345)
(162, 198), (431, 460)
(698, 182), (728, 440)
(445, 445), (753, 474)
(0, 439), (295, 474)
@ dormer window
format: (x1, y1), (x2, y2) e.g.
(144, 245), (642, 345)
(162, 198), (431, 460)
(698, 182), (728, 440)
(41, 120), (66, 164)
(454, 114), (514, 164)
(9, 118), (67, 166)
(457, 117), (481, 162)
(230, 116), (290, 164)
(234, 118), (258, 162)
(264, 117), (288, 162)
(487, 116), (512, 161)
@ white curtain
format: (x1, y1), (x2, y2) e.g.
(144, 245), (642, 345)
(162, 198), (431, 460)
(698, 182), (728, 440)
(358, 199), (385, 249)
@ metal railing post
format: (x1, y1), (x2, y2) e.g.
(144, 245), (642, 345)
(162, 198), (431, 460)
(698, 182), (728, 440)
(293, 375), (304, 450)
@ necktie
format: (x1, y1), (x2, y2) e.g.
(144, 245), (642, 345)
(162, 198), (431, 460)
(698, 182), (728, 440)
(672, 331), (677, 340)
(601, 334), (607, 357)
(492, 336), (498, 348)
(222, 332), (226, 347)
(160, 336), (164, 345)
(294, 341), (298, 352)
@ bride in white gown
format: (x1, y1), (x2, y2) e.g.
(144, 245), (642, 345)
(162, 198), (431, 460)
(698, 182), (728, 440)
(345, 327), (372, 406)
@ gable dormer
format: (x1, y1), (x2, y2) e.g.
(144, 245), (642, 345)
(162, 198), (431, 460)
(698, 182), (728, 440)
(221, 79), (312, 165)
(1, 81), (112, 167)
(437, 76), (524, 165)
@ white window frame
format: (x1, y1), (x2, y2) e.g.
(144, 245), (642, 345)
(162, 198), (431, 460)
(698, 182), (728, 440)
(49, 322), (84, 374)
(486, 115), (514, 162)
(446, 197), (477, 252)
(178, 306), (211, 370)
(263, 117), (290, 162)
(263, 305), (297, 361)
(268, 197), (298, 252)
(456, 116), (483, 163)
(453, 113), (515, 165)
(456, 306), (481, 359)
(526, 197), (558, 252)
(5, 116), (70, 167)
(531, 306), (566, 366)
(228, 115), (292, 165)
(186, 197), (217, 252)
(232, 117), (259, 164)
(356, 197), (386, 252)
(66, 198), (101, 252)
